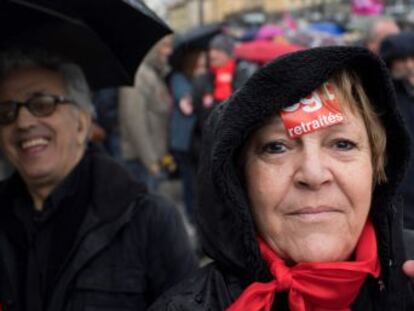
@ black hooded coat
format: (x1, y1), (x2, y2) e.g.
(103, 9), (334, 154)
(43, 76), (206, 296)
(380, 32), (414, 229)
(149, 46), (414, 310)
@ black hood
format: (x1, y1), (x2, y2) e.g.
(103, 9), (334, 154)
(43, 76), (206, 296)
(197, 46), (411, 284)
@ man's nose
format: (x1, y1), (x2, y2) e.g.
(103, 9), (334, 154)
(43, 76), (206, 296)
(293, 147), (333, 190)
(15, 106), (37, 129)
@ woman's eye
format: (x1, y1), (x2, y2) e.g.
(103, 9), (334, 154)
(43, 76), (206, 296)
(333, 139), (357, 151)
(262, 142), (287, 154)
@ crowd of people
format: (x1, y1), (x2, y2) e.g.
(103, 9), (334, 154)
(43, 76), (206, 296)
(51, 15), (414, 233)
(2, 3), (414, 310)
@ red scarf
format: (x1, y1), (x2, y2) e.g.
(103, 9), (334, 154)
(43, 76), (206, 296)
(227, 220), (380, 311)
(211, 59), (236, 102)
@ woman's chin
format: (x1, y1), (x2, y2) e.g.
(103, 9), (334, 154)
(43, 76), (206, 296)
(292, 251), (348, 263)
(283, 236), (356, 264)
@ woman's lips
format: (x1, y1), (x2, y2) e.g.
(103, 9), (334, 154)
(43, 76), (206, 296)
(287, 207), (343, 221)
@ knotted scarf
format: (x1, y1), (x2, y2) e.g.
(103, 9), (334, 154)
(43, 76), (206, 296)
(227, 220), (381, 311)
(211, 59), (236, 102)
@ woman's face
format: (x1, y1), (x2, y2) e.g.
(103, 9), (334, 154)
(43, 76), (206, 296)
(244, 108), (373, 263)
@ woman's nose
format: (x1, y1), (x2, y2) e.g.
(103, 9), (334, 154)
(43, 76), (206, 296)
(293, 148), (333, 190)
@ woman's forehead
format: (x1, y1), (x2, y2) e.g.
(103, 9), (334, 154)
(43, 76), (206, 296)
(255, 109), (366, 137)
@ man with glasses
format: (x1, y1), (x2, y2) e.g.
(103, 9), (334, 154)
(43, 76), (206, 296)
(0, 49), (197, 311)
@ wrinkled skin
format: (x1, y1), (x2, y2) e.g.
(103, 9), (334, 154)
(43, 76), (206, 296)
(244, 109), (373, 264)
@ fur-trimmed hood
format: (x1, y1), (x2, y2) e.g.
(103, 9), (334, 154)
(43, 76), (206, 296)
(196, 46), (411, 284)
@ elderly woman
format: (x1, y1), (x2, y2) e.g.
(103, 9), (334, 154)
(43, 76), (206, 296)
(149, 46), (414, 310)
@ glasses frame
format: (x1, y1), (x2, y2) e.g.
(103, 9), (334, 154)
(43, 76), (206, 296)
(0, 93), (75, 125)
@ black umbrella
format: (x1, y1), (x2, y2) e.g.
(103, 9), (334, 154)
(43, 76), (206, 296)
(169, 23), (222, 68)
(0, 0), (172, 89)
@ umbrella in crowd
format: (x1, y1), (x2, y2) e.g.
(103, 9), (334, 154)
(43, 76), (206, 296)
(169, 23), (222, 68)
(238, 27), (259, 42)
(309, 21), (345, 36)
(0, 0), (172, 89)
(235, 40), (303, 64)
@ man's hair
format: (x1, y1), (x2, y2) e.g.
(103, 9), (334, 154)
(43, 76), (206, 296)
(330, 69), (387, 185)
(0, 49), (94, 115)
(364, 16), (399, 46)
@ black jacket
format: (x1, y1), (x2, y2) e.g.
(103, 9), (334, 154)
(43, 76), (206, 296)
(149, 47), (414, 310)
(0, 149), (197, 310)
(392, 80), (414, 229)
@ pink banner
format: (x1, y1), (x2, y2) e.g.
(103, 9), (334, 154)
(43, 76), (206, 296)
(352, 0), (383, 15)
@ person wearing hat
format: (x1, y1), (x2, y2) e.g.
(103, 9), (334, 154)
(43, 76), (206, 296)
(380, 32), (414, 229)
(192, 34), (257, 128)
(149, 46), (414, 310)
(190, 34), (257, 164)
(364, 16), (400, 55)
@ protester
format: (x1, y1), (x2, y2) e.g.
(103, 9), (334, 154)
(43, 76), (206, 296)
(380, 32), (414, 229)
(0, 48), (197, 310)
(150, 46), (414, 310)
(193, 33), (257, 125)
(364, 16), (400, 55)
(119, 35), (173, 191)
(169, 50), (206, 223)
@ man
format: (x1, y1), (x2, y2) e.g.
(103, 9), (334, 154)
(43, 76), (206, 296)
(119, 36), (173, 192)
(0, 49), (197, 311)
(380, 32), (414, 229)
(364, 16), (400, 55)
(194, 34), (256, 119)
(192, 34), (257, 156)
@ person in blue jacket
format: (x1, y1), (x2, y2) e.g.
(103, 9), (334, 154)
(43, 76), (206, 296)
(169, 49), (207, 223)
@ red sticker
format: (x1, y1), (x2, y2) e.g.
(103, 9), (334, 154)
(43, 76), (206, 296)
(280, 82), (344, 138)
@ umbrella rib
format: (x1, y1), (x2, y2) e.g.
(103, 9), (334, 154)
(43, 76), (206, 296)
(10, 0), (86, 27)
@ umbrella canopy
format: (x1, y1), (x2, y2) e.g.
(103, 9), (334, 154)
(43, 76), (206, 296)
(238, 27), (259, 42)
(170, 23), (222, 68)
(0, 0), (172, 89)
(309, 22), (345, 36)
(234, 41), (303, 64)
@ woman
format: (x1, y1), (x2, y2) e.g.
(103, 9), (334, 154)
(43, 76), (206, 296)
(169, 49), (207, 223)
(150, 46), (414, 310)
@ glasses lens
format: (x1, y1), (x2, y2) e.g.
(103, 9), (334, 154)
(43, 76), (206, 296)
(28, 95), (56, 117)
(0, 102), (17, 125)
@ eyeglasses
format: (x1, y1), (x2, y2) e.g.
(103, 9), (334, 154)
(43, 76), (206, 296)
(0, 93), (75, 125)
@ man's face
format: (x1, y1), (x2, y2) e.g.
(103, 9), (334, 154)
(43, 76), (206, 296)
(157, 36), (173, 66)
(209, 48), (231, 68)
(368, 20), (400, 54)
(0, 67), (90, 189)
(391, 56), (414, 81)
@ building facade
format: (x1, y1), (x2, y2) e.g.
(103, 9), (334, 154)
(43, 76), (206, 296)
(166, 0), (343, 31)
